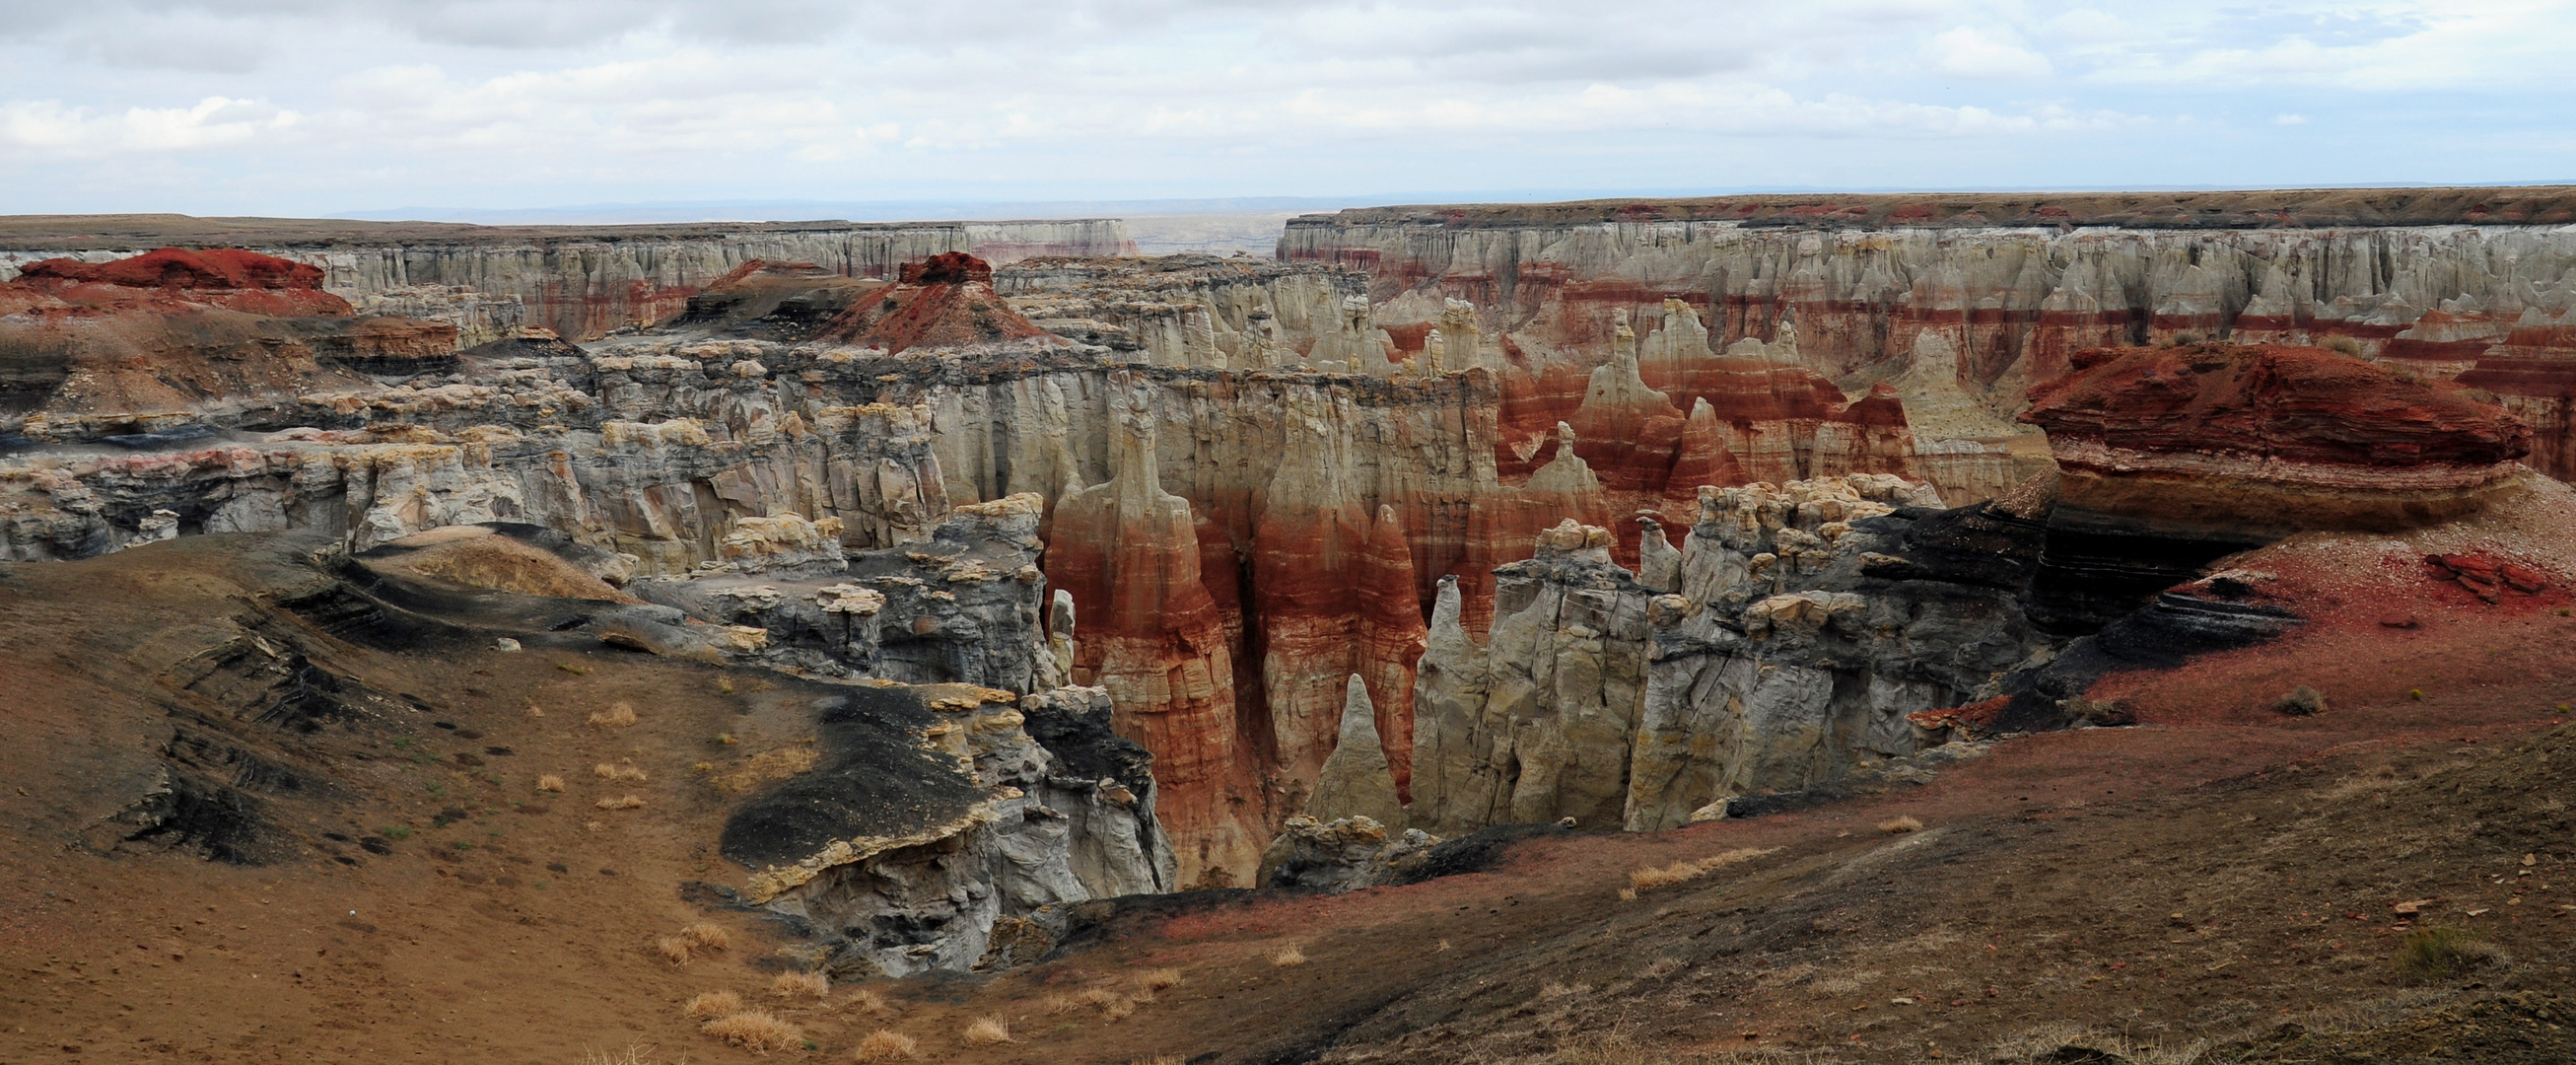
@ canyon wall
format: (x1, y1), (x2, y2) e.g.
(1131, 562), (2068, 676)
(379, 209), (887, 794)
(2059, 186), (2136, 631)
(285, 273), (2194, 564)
(1280, 188), (2576, 486)
(1, 217), (1135, 344)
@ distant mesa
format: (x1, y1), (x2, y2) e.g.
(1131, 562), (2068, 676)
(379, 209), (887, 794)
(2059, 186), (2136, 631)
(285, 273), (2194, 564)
(817, 251), (1055, 354)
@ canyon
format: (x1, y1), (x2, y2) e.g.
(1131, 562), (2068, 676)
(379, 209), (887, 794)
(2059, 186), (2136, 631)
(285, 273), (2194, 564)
(6, 190), (2576, 1063)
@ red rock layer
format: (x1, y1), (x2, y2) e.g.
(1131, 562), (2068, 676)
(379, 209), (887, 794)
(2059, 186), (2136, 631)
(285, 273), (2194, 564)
(1043, 393), (1260, 884)
(11, 248), (351, 318)
(1354, 505), (1427, 801)
(816, 253), (1053, 354)
(2023, 343), (2530, 475)
(1453, 425), (1613, 635)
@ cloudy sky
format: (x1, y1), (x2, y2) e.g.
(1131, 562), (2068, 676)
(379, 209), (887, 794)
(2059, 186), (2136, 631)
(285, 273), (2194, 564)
(1, 1), (2570, 218)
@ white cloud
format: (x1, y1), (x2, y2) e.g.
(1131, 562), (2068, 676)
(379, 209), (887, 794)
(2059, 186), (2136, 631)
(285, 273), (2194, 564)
(1926, 27), (2053, 79)
(0, 1), (2573, 211)
(2275, 113), (2307, 125)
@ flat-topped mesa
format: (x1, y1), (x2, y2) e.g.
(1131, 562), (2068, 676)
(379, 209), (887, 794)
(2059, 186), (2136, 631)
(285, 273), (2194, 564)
(2022, 342), (2533, 534)
(10, 248), (350, 318)
(815, 252), (1061, 355)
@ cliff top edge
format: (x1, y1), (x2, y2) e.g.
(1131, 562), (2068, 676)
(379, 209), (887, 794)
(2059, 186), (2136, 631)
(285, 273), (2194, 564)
(1284, 185), (2576, 231)
(0, 214), (1129, 252)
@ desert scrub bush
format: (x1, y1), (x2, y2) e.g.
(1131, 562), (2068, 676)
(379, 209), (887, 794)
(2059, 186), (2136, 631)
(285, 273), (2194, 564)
(1877, 816), (1923, 834)
(536, 774), (566, 793)
(1268, 944), (1308, 966)
(657, 936), (698, 965)
(772, 970), (829, 999)
(683, 990), (744, 1020)
(2395, 926), (2498, 981)
(595, 762), (649, 782)
(681, 923), (730, 951)
(845, 987), (888, 1013)
(1137, 967), (1184, 992)
(595, 795), (647, 810)
(962, 1016), (1012, 1045)
(2273, 685), (2326, 716)
(1630, 846), (1780, 891)
(589, 701), (638, 727)
(2325, 335), (2365, 356)
(701, 1010), (801, 1052)
(852, 1030), (917, 1061)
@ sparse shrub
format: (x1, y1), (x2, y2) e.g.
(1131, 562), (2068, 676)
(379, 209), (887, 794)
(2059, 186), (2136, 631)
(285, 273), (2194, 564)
(2325, 335), (2364, 356)
(589, 701), (638, 727)
(773, 970), (829, 999)
(683, 990), (744, 1019)
(537, 775), (566, 793)
(580, 1046), (663, 1065)
(1269, 945), (1307, 967)
(962, 1016), (1011, 1045)
(1878, 816), (1923, 834)
(2408, 688), (2425, 701)
(682, 923), (730, 951)
(1630, 846), (1781, 891)
(1101, 997), (1136, 1021)
(1080, 987), (1130, 1012)
(845, 987), (888, 1013)
(852, 1030), (917, 1061)
(657, 937), (696, 964)
(1043, 992), (1080, 1014)
(595, 795), (647, 810)
(701, 1010), (802, 1052)
(2395, 926), (2498, 981)
(718, 676), (735, 694)
(1137, 967), (1183, 992)
(1617, 888), (1637, 902)
(380, 825), (413, 840)
(2274, 685), (2326, 716)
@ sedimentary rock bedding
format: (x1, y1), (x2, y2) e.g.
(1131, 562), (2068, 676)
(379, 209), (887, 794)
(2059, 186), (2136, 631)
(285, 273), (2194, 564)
(6, 219), (2567, 893)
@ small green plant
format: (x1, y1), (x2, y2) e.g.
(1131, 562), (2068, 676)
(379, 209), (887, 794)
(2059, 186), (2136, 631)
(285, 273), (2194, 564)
(391, 737), (413, 749)
(380, 825), (414, 840)
(453, 841), (474, 851)
(557, 661), (592, 675)
(717, 733), (739, 746)
(2396, 926), (2495, 981)
(533, 880), (548, 889)
(2407, 688), (2425, 701)
(426, 781), (446, 797)
(718, 676), (736, 694)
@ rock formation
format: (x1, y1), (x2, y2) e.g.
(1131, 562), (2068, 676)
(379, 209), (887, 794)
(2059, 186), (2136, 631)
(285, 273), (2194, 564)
(1307, 675), (1404, 826)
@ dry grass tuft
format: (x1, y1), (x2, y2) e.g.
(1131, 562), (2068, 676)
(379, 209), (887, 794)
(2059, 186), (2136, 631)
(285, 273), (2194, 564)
(656, 936), (696, 964)
(1629, 846), (1780, 891)
(1101, 997), (1136, 1021)
(709, 746), (824, 793)
(962, 1016), (1012, 1045)
(1269, 945), (1308, 967)
(595, 795), (647, 811)
(1079, 987), (1129, 1011)
(1129, 1058), (1186, 1065)
(2395, 926), (2499, 981)
(579, 1046), (667, 1065)
(1877, 816), (1923, 834)
(701, 1010), (801, 1053)
(844, 987), (888, 1013)
(852, 1030), (917, 1061)
(589, 701), (638, 727)
(1618, 888), (1637, 902)
(536, 774), (566, 793)
(681, 923), (730, 950)
(1136, 967), (1184, 991)
(772, 970), (829, 999)
(683, 990), (745, 1019)
(1043, 992), (1080, 1014)
(595, 762), (650, 782)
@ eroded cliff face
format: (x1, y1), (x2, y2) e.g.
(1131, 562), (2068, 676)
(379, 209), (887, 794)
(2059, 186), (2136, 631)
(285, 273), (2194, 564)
(1282, 196), (2576, 486)
(3, 218), (1136, 345)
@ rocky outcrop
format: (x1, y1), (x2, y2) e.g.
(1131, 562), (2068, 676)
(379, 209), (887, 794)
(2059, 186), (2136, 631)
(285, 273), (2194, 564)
(731, 683), (1171, 978)
(1256, 815), (1437, 893)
